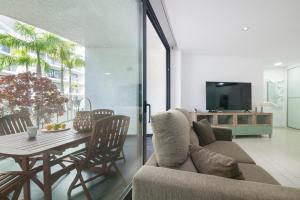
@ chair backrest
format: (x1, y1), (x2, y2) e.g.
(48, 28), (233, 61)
(0, 114), (33, 135)
(87, 115), (130, 159)
(92, 109), (114, 121)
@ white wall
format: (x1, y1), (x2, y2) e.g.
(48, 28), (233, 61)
(146, 48), (166, 134)
(263, 68), (287, 127)
(170, 49), (182, 108)
(181, 54), (264, 112)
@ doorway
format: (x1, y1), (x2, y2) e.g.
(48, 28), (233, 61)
(146, 16), (167, 135)
(143, 1), (171, 161)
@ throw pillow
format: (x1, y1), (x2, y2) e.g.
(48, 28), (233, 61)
(190, 145), (244, 180)
(151, 110), (190, 167)
(192, 119), (216, 146)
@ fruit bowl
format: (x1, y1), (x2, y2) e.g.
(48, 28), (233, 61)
(41, 123), (70, 133)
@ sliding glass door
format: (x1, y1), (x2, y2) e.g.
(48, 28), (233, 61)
(288, 67), (300, 129)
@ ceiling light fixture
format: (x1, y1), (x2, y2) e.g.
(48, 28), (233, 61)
(242, 26), (250, 31)
(104, 72), (111, 76)
(274, 62), (283, 66)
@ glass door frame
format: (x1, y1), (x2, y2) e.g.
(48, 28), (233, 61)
(142, 0), (171, 164)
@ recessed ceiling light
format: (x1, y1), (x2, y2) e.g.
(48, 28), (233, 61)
(242, 26), (250, 31)
(104, 72), (111, 76)
(274, 62), (283, 66)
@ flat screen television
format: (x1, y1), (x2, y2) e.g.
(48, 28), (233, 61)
(206, 82), (252, 111)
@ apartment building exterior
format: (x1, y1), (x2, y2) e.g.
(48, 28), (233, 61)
(0, 15), (85, 99)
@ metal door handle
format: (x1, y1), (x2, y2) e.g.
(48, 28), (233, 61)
(146, 103), (151, 123)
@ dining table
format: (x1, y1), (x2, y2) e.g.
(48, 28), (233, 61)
(0, 128), (91, 200)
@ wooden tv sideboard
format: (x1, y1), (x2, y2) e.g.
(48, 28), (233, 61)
(190, 112), (273, 138)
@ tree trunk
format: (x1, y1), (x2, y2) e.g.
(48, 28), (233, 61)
(36, 51), (42, 76)
(69, 67), (72, 97)
(25, 63), (29, 72)
(60, 64), (64, 94)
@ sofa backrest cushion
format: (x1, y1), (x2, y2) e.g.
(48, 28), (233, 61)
(190, 129), (200, 145)
(173, 108), (199, 145)
(193, 119), (216, 146)
(151, 110), (190, 167)
(174, 108), (191, 124)
(146, 153), (198, 173)
(190, 145), (244, 180)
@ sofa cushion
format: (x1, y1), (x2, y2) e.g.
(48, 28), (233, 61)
(190, 145), (244, 180)
(174, 108), (191, 124)
(146, 153), (197, 173)
(204, 141), (255, 164)
(174, 108), (199, 145)
(193, 119), (216, 146)
(145, 154), (158, 167)
(151, 110), (190, 167)
(133, 166), (300, 200)
(171, 156), (198, 173)
(190, 129), (200, 145)
(238, 163), (280, 185)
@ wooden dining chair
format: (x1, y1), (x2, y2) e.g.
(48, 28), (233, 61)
(91, 109), (126, 162)
(92, 109), (114, 121)
(0, 113), (33, 136)
(0, 114), (33, 161)
(66, 115), (130, 200)
(0, 171), (33, 200)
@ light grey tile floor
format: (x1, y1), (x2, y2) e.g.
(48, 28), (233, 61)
(234, 127), (300, 188)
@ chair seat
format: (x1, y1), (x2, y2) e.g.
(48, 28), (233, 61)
(68, 148), (119, 166)
(0, 172), (32, 199)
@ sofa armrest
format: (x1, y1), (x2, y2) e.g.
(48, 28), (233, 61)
(133, 166), (300, 200)
(212, 126), (232, 141)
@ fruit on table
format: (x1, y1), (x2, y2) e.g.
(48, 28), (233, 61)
(53, 124), (61, 130)
(45, 124), (53, 131)
(60, 123), (66, 129)
(44, 123), (67, 131)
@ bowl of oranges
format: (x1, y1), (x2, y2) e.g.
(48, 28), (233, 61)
(42, 123), (69, 133)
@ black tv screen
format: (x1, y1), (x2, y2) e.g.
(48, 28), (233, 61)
(206, 82), (252, 111)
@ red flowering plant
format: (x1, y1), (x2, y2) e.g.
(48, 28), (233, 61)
(0, 72), (68, 126)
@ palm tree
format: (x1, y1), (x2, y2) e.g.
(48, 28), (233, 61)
(0, 22), (53, 75)
(45, 34), (75, 93)
(65, 54), (84, 97)
(0, 48), (50, 72)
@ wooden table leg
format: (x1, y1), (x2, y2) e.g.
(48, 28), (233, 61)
(43, 152), (52, 200)
(20, 157), (31, 200)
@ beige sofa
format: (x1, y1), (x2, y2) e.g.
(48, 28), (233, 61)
(133, 110), (300, 200)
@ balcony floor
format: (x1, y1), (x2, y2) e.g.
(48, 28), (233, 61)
(0, 135), (142, 200)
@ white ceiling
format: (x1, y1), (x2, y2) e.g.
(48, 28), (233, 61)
(163, 0), (300, 67)
(0, 0), (141, 48)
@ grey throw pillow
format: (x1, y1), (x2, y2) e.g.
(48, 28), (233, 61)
(190, 145), (244, 180)
(192, 119), (216, 146)
(151, 110), (190, 167)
